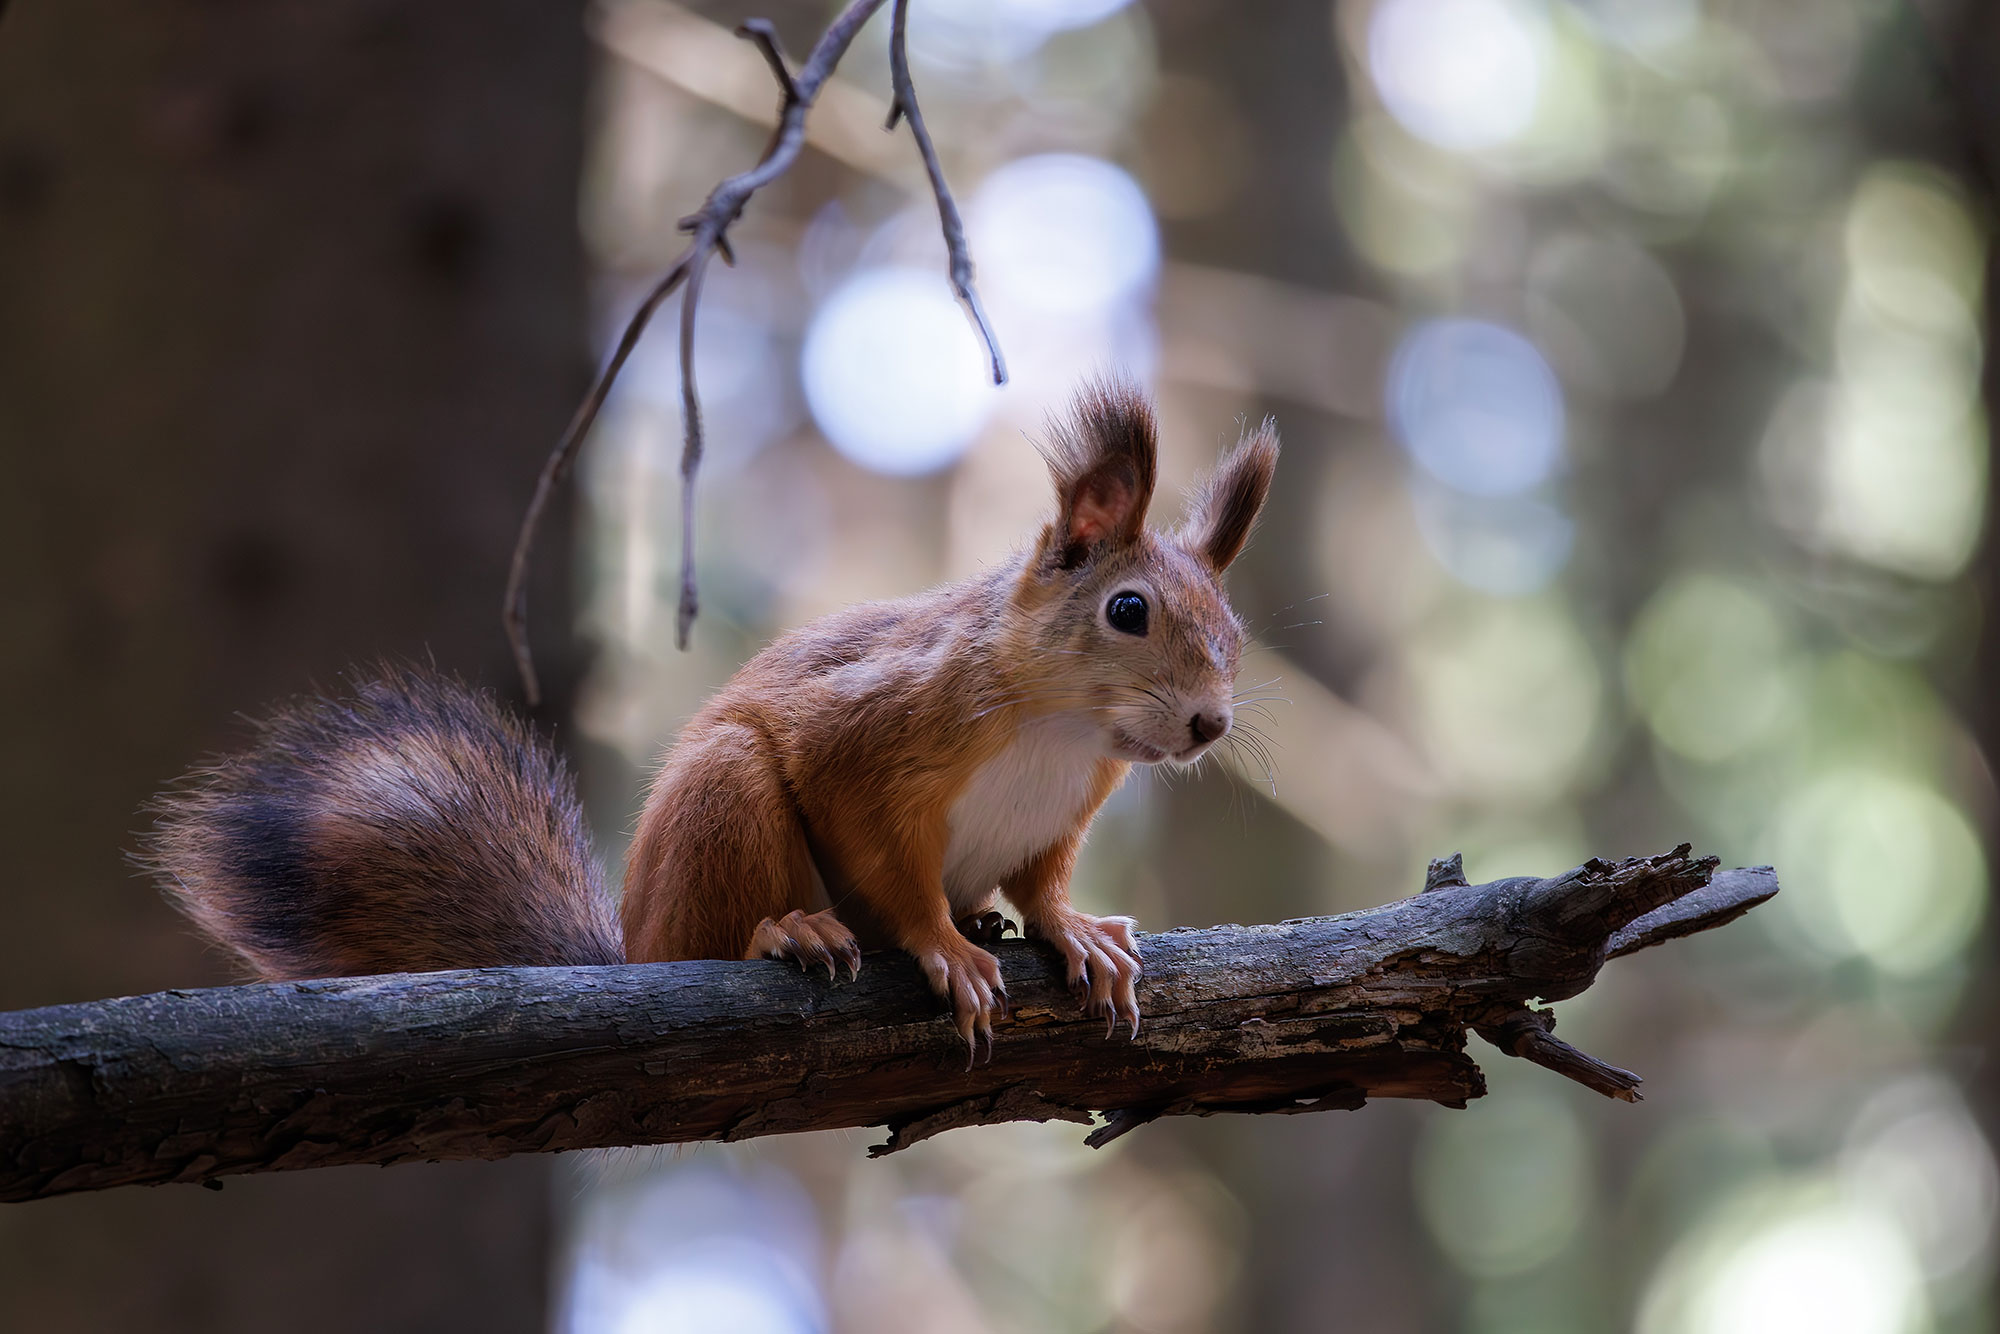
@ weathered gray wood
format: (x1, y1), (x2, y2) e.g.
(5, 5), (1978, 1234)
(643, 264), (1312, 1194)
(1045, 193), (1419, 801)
(0, 848), (1776, 1202)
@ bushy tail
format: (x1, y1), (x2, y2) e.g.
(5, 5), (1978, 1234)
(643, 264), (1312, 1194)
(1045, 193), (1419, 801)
(141, 667), (624, 980)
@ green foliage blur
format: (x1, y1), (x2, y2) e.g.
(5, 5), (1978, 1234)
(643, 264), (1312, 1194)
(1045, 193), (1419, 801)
(561, 2), (1996, 1331)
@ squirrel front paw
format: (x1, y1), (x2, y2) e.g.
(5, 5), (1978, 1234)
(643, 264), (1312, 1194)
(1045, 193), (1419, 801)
(913, 934), (1008, 1066)
(746, 908), (862, 981)
(1030, 909), (1143, 1039)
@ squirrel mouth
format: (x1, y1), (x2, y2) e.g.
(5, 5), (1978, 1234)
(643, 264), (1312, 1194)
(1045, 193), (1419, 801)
(1111, 730), (1168, 764)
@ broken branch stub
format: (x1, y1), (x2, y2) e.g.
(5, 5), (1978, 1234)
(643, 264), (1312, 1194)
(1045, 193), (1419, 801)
(0, 847), (1775, 1202)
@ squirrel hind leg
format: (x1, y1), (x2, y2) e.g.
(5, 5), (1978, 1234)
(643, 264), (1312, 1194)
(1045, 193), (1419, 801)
(746, 908), (862, 982)
(621, 720), (824, 964)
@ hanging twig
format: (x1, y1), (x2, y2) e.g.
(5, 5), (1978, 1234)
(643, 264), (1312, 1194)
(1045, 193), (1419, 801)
(504, 0), (1007, 701)
(674, 247), (710, 646)
(735, 18), (799, 104)
(887, 0), (1007, 385)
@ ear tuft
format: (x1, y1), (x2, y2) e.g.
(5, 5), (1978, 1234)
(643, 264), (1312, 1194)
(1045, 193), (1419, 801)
(1180, 419), (1279, 571)
(1040, 380), (1159, 565)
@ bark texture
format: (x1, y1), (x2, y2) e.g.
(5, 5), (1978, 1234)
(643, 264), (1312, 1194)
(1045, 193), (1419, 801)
(0, 0), (585, 1319)
(0, 847), (1776, 1203)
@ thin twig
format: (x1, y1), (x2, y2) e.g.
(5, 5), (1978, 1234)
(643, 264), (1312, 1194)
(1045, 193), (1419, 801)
(735, 18), (799, 103)
(1477, 1008), (1644, 1102)
(503, 0), (886, 701)
(886, 0), (1007, 386)
(504, 0), (1007, 700)
(675, 250), (710, 649)
(503, 266), (689, 705)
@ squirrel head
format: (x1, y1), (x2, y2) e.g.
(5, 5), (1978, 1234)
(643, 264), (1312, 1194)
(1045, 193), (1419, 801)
(1014, 381), (1279, 766)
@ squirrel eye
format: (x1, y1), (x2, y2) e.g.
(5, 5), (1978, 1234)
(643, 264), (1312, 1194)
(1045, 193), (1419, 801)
(1105, 591), (1149, 636)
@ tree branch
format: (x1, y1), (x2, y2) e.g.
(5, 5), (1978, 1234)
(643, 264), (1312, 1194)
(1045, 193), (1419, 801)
(0, 848), (1775, 1203)
(503, 0), (1006, 701)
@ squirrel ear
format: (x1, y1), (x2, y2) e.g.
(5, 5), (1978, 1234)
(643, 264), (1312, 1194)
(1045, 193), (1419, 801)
(1181, 420), (1279, 571)
(1042, 381), (1158, 566)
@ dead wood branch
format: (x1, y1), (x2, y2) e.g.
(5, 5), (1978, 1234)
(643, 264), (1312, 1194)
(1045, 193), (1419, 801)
(0, 848), (1775, 1203)
(504, 0), (1005, 702)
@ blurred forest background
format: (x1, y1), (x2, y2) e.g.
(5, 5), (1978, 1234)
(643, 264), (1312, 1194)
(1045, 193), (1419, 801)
(4, 0), (1999, 1330)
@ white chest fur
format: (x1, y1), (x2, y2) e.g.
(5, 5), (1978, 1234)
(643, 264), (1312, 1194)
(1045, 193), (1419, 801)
(943, 717), (1105, 915)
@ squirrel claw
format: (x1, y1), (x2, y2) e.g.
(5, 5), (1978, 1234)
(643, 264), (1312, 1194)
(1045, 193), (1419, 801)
(957, 1012), (996, 1070)
(917, 935), (1006, 1069)
(963, 1020), (995, 1070)
(747, 908), (861, 984)
(1028, 909), (1144, 1041)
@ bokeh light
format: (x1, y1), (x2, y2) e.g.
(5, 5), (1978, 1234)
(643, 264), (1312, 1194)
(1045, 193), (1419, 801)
(1414, 1085), (1593, 1277)
(1840, 1077), (1999, 1289)
(1526, 231), (1686, 400)
(1409, 481), (1575, 596)
(1388, 318), (1567, 497)
(908, 0), (1135, 72)
(1846, 165), (1984, 332)
(1597, 83), (1733, 221)
(560, 1165), (827, 1334)
(1366, 0), (1547, 152)
(801, 266), (993, 476)
(1001, 0), (1133, 38)
(1330, 115), (1472, 276)
(1405, 596), (1601, 802)
(1759, 163), (1989, 581)
(565, 2), (2000, 1330)
(1812, 395), (1984, 581)
(1625, 575), (1800, 765)
(969, 153), (1159, 319)
(1638, 1182), (1932, 1334)
(1767, 768), (1985, 977)
(1567, 0), (1699, 54)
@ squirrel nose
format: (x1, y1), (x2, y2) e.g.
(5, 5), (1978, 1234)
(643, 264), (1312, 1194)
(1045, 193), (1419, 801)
(1188, 709), (1231, 745)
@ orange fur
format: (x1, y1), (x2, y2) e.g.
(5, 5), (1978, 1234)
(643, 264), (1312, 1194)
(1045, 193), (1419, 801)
(624, 382), (1278, 1046)
(143, 383), (1279, 1053)
(141, 667), (620, 979)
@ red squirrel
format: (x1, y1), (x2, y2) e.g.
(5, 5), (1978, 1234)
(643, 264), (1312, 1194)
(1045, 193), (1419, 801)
(144, 382), (1278, 1055)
